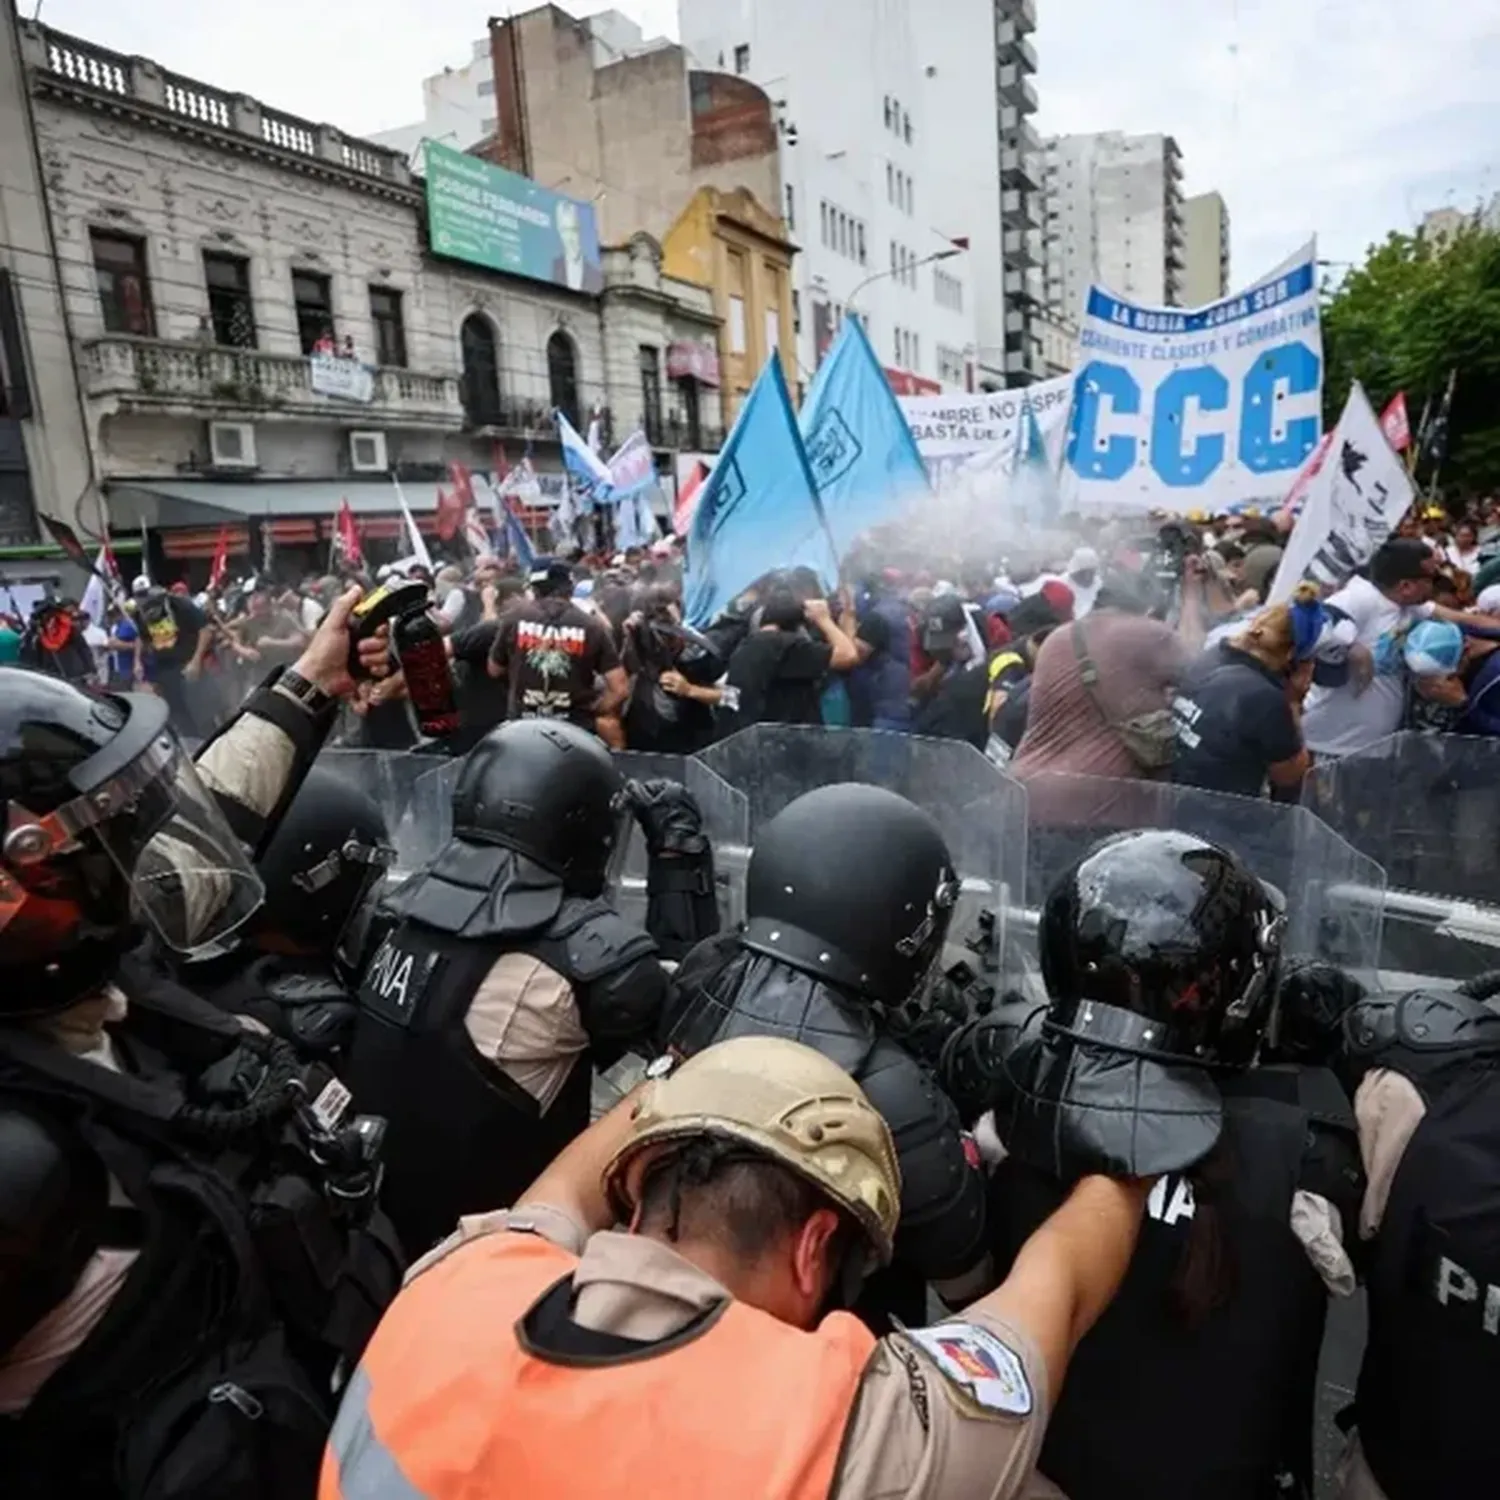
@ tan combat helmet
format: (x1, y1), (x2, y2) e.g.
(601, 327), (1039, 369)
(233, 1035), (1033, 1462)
(604, 1036), (903, 1271)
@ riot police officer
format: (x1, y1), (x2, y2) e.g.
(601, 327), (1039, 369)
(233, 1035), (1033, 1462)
(951, 829), (1363, 1500)
(0, 597), (404, 1500)
(1335, 985), (1500, 1500)
(660, 782), (991, 1321)
(187, 765), (396, 1063)
(346, 718), (711, 1258)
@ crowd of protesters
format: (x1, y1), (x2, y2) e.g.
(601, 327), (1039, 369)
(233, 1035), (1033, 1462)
(10, 488), (1500, 796)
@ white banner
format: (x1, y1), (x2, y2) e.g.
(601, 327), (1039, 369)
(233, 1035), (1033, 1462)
(1269, 382), (1415, 604)
(309, 354), (375, 403)
(1063, 243), (1323, 514)
(900, 376), (1073, 489)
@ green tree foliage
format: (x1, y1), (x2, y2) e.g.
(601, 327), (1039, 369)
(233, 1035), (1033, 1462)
(1322, 226), (1500, 493)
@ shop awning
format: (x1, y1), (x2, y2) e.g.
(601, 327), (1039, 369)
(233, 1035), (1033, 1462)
(105, 479), (434, 530)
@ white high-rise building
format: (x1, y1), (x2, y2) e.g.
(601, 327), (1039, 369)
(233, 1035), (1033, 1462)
(1043, 131), (1186, 317)
(1182, 191), (1231, 305)
(678, 0), (1039, 391)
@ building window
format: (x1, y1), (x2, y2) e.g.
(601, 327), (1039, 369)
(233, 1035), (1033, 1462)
(202, 250), (255, 348)
(911, 332), (919, 369)
(369, 286), (407, 367)
(887, 163), (894, 203)
(734, 43), (750, 74)
(785, 183), (795, 231)
(820, 201), (830, 248)
(728, 295), (747, 354)
(903, 111), (912, 144)
(639, 343), (663, 443)
(476, 77), (495, 97)
(884, 95), (893, 129)
(894, 327), (903, 365)
(547, 330), (581, 429)
(91, 229), (154, 337)
(856, 222), (867, 265)
(291, 269), (334, 354)
(791, 288), (801, 333)
(460, 313), (501, 427)
(935, 269), (963, 312)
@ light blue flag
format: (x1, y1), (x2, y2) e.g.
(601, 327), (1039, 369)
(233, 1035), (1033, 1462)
(1009, 401), (1061, 527)
(799, 316), (930, 558)
(685, 357), (837, 628)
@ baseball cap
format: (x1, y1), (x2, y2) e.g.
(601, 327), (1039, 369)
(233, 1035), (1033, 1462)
(1403, 620), (1464, 677)
(921, 595), (968, 651)
(1039, 579), (1076, 618)
(528, 557), (573, 593)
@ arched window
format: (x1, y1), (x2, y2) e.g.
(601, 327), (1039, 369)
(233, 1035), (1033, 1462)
(547, 330), (580, 430)
(460, 314), (501, 427)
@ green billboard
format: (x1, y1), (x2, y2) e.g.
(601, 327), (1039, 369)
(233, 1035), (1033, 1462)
(424, 140), (603, 295)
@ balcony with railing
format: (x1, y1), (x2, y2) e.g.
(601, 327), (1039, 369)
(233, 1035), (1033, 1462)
(1000, 145), (1041, 189)
(26, 22), (411, 189)
(1002, 188), (1041, 229)
(1002, 0), (1039, 35)
(996, 31), (1039, 71)
(997, 66), (1039, 114)
(82, 337), (464, 427)
(643, 408), (726, 453)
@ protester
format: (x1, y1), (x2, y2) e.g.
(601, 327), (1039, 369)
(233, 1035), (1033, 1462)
(1445, 518), (1482, 575)
(909, 595), (990, 748)
(1301, 538), (1492, 759)
(1171, 586), (1324, 797)
(721, 585), (857, 731)
(488, 558), (627, 740)
(849, 572), (915, 731)
(1010, 578), (1185, 783)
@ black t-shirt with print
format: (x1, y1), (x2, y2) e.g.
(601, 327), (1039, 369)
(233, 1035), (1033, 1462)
(490, 597), (620, 727)
(1172, 644), (1301, 797)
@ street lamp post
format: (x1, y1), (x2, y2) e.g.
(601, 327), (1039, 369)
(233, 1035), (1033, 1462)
(845, 242), (965, 317)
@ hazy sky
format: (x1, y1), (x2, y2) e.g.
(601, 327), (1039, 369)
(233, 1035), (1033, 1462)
(34, 0), (1500, 285)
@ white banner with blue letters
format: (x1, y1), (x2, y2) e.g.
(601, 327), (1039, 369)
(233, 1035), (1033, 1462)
(1062, 242), (1323, 513)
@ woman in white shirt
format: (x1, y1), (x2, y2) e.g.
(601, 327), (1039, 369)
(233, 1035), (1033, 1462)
(1445, 519), (1482, 575)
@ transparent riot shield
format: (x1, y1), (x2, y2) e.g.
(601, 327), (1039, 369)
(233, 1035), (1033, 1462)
(1015, 773), (1387, 994)
(695, 726), (1028, 973)
(1305, 732), (1500, 984)
(318, 750), (451, 881)
(404, 748), (749, 934)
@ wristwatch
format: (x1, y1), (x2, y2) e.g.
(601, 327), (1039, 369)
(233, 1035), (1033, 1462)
(272, 666), (337, 718)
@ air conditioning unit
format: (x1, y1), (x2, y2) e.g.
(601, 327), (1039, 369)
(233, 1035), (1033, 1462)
(349, 430), (389, 473)
(208, 421), (257, 470)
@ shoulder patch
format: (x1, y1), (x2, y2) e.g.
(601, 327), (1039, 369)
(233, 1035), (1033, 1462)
(905, 1322), (1033, 1417)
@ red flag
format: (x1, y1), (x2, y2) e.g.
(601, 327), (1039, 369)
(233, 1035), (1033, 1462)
(435, 486), (464, 542)
(1380, 392), (1411, 453)
(208, 524), (230, 591)
(674, 460), (709, 537)
(447, 461), (475, 507)
(336, 499), (364, 568)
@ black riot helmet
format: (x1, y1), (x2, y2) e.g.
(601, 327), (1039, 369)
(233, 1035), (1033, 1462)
(451, 719), (623, 894)
(252, 765), (395, 969)
(1039, 829), (1284, 1070)
(0, 669), (263, 1015)
(742, 784), (960, 1007)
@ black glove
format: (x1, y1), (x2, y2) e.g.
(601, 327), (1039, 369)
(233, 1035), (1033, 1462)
(618, 779), (708, 858)
(888, 964), (994, 1072)
(619, 779), (718, 961)
(992, 1025), (1223, 1181)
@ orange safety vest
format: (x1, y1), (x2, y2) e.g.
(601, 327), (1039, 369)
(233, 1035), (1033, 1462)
(321, 1230), (878, 1500)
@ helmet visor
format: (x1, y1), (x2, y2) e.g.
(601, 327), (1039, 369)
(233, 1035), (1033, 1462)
(107, 743), (265, 952)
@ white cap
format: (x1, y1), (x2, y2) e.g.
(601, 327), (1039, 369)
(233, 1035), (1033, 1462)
(131, 574), (151, 594)
(1067, 547), (1101, 575)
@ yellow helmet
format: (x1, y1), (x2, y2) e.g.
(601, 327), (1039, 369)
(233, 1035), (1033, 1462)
(604, 1037), (903, 1269)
